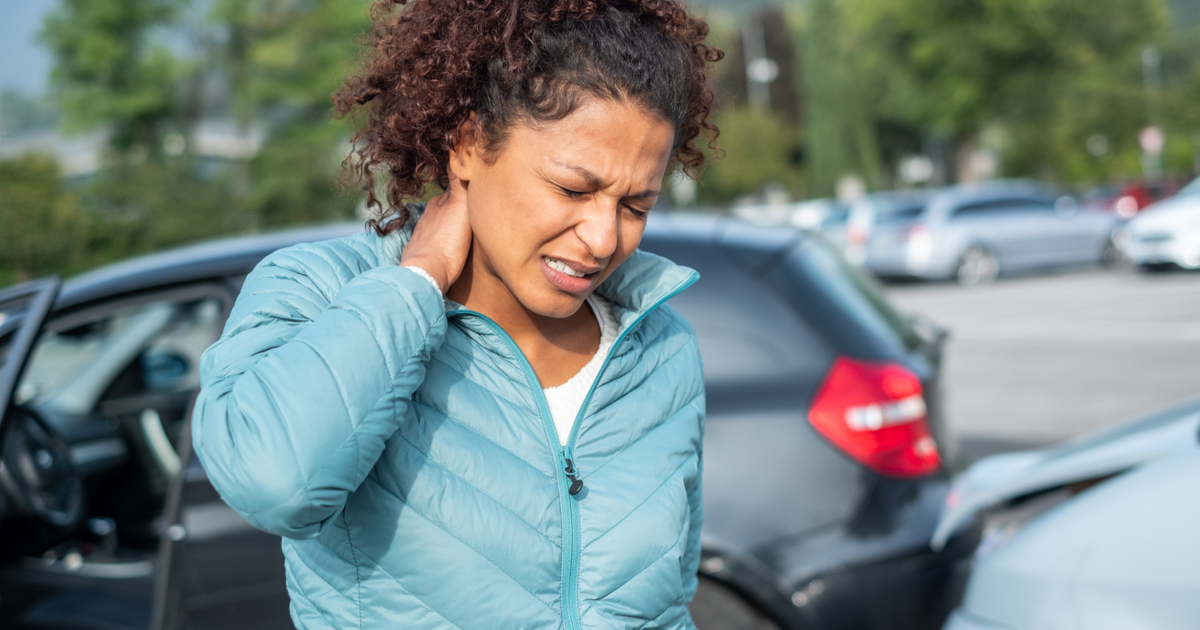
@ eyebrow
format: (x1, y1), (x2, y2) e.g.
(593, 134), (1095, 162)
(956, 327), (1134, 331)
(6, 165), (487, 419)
(552, 161), (660, 200)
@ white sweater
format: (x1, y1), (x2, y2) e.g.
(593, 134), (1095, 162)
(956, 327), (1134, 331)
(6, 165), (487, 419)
(544, 294), (619, 445)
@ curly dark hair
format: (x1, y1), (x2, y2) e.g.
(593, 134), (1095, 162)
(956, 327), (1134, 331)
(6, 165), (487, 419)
(333, 0), (723, 235)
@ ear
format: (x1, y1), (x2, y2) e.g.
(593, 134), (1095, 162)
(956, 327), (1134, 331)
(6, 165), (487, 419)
(448, 112), (483, 183)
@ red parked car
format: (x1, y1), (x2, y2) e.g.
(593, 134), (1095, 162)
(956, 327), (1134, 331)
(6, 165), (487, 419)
(1084, 180), (1185, 218)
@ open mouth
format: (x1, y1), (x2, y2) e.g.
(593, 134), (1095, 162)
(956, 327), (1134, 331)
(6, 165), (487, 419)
(543, 257), (597, 278)
(541, 256), (602, 294)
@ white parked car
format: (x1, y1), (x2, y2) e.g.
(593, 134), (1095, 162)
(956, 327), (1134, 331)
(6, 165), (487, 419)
(1121, 176), (1200, 270)
(932, 399), (1200, 630)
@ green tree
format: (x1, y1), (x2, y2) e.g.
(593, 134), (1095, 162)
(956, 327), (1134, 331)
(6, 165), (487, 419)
(211, 0), (371, 226)
(841, 0), (1168, 181)
(802, 0), (884, 196)
(41, 0), (187, 156)
(700, 106), (803, 201)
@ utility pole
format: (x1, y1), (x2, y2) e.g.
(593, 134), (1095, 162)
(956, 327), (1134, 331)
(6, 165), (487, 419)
(1141, 45), (1164, 180)
(743, 15), (778, 111)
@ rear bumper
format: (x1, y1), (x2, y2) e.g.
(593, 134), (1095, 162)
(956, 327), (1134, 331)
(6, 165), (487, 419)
(741, 477), (983, 630)
(792, 519), (982, 630)
(862, 243), (959, 280)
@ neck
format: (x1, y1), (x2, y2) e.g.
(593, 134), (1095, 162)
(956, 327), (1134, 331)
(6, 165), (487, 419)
(447, 243), (598, 364)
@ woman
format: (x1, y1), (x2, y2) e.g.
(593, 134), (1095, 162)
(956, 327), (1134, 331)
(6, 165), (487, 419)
(193, 1), (722, 628)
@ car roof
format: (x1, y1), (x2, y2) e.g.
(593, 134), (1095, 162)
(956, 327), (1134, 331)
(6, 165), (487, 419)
(56, 222), (366, 311)
(933, 180), (1059, 205)
(53, 213), (789, 313)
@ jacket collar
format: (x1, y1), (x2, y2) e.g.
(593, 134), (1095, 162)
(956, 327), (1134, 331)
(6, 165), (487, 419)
(592, 249), (698, 331)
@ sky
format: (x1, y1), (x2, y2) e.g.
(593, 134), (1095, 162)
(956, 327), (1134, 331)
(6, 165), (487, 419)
(0, 0), (57, 95)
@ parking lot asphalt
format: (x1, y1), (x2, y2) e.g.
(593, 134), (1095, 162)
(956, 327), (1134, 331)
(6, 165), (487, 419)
(884, 266), (1200, 465)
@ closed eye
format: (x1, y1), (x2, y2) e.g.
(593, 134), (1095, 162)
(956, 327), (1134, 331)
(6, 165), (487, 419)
(559, 187), (587, 199)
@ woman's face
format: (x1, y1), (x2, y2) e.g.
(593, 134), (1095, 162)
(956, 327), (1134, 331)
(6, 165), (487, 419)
(449, 99), (675, 319)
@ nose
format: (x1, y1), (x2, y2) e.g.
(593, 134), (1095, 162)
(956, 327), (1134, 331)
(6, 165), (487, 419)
(575, 199), (620, 261)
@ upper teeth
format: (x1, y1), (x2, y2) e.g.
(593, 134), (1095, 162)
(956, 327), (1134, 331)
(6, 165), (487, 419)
(545, 257), (586, 278)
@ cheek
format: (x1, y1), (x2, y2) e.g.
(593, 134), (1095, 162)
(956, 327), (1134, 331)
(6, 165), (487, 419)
(616, 219), (647, 262)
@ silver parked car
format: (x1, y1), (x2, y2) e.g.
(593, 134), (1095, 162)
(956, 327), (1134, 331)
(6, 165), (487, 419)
(848, 183), (1123, 285)
(932, 399), (1200, 630)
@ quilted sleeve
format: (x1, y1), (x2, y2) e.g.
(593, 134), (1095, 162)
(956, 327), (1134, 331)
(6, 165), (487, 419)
(192, 245), (446, 539)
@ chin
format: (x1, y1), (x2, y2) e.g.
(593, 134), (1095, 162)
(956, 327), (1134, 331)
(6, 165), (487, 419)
(521, 289), (587, 319)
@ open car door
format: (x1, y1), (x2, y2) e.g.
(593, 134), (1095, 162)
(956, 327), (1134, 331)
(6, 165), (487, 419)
(0, 277), (83, 537)
(0, 277), (61, 447)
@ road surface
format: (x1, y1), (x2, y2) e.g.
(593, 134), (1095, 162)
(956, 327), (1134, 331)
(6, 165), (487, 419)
(885, 266), (1200, 463)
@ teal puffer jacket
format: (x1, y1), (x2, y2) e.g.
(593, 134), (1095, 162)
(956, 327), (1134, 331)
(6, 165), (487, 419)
(193, 224), (705, 630)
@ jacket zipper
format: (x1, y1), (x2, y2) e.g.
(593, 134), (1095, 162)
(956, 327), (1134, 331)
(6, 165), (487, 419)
(446, 271), (698, 630)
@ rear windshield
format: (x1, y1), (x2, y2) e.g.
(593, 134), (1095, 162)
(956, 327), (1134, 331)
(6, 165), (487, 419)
(874, 202), (928, 225)
(641, 239), (832, 386)
(787, 236), (923, 355)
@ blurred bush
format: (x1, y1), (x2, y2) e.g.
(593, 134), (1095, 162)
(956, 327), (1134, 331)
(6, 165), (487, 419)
(0, 154), (83, 285)
(700, 105), (803, 202)
(0, 0), (369, 285)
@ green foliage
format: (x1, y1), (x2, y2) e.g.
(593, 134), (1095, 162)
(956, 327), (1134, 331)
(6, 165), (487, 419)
(14, 0), (1200, 287)
(250, 119), (359, 227)
(846, 0), (1166, 135)
(210, 0), (372, 227)
(219, 0), (371, 110)
(76, 158), (256, 260)
(8, 0), (371, 283)
(831, 0), (1172, 183)
(41, 0), (187, 155)
(700, 106), (803, 201)
(802, 0), (884, 197)
(0, 154), (83, 285)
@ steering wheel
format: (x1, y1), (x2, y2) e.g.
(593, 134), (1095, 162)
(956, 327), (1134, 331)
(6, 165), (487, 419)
(0, 408), (85, 528)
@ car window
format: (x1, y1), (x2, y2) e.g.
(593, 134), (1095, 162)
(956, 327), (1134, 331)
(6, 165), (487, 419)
(873, 202), (928, 225)
(0, 279), (60, 410)
(793, 237), (923, 352)
(641, 241), (831, 384)
(951, 198), (1053, 219)
(19, 296), (224, 414)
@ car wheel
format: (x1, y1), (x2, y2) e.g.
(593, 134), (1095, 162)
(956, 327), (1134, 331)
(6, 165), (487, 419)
(956, 245), (999, 286)
(1100, 237), (1125, 267)
(689, 577), (780, 630)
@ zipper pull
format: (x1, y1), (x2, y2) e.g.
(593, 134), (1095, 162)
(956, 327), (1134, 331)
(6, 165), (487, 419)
(562, 448), (584, 496)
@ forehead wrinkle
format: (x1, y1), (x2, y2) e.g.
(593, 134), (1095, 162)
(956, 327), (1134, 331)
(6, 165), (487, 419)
(552, 160), (601, 187)
(549, 159), (660, 200)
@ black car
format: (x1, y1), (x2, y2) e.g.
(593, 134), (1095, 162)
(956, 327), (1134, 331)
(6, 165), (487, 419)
(0, 214), (979, 630)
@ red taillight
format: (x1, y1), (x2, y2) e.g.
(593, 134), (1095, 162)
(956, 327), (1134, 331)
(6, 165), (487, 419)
(808, 357), (941, 478)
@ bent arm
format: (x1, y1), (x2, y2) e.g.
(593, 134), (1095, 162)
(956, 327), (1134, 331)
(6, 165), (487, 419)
(193, 248), (446, 539)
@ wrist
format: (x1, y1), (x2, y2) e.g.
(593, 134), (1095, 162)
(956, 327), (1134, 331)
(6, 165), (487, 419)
(400, 256), (449, 294)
